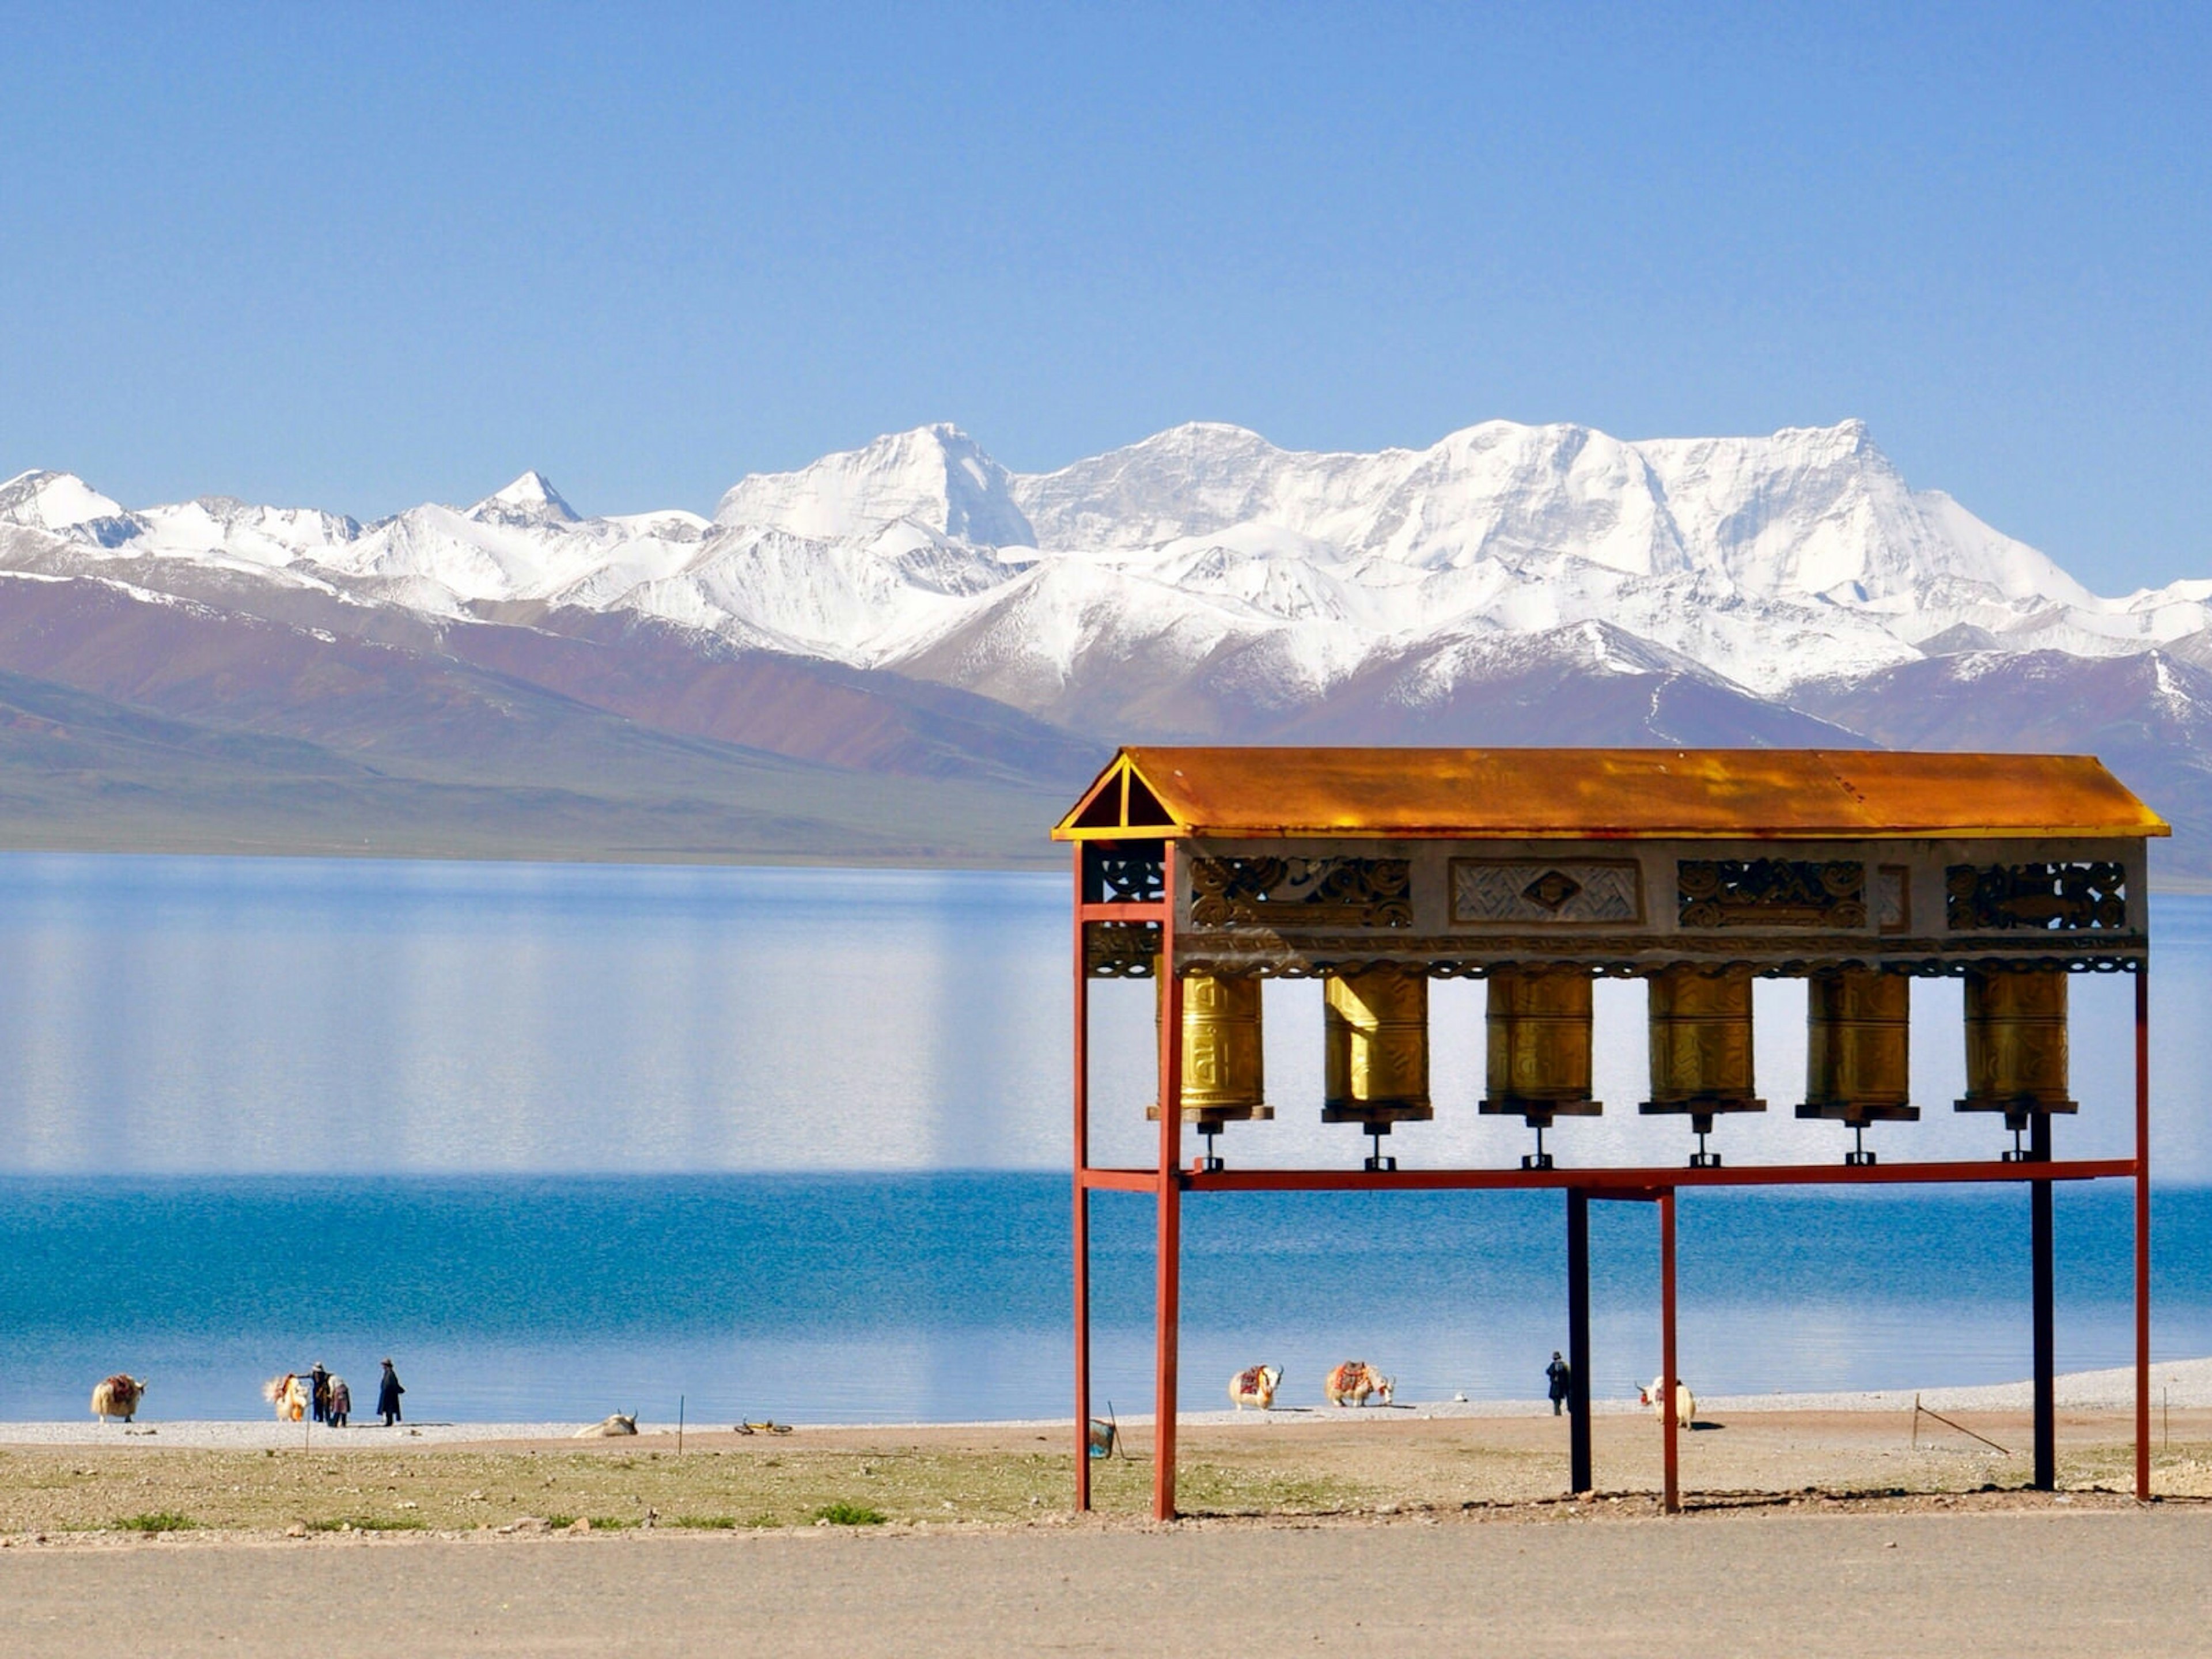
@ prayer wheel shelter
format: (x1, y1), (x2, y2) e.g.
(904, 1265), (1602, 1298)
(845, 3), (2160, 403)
(1055, 747), (2166, 1520)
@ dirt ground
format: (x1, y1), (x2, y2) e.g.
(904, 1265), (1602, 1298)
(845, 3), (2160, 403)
(6, 1411), (2210, 1656)
(5, 1509), (2210, 1657)
(3, 1405), (2209, 1537)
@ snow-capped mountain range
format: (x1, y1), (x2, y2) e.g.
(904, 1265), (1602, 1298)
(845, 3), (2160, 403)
(7, 418), (2208, 707)
(1, 418), (2207, 866)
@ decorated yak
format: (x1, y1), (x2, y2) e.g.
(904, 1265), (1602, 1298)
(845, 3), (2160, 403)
(1228, 1364), (1283, 1411)
(263, 1373), (310, 1422)
(1324, 1361), (1394, 1407)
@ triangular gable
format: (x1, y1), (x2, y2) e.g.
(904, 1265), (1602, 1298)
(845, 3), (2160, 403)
(1054, 752), (1181, 838)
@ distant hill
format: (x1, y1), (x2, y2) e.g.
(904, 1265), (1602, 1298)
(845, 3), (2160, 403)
(0, 418), (2202, 872)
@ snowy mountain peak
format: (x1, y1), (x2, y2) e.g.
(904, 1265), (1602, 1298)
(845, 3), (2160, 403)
(469, 471), (578, 527)
(0, 469), (127, 531)
(714, 424), (1035, 548)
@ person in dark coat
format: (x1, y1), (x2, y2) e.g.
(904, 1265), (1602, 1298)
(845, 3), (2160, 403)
(1546, 1351), (1571, 1416)
(310, 1362), (330, 1425)
(377, 1358), (405, 1426)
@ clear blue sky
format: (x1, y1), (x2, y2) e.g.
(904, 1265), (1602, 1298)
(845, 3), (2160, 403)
(2, 3), (2205, 590)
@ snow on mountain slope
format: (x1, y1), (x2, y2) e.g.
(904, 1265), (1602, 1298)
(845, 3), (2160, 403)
(714, 424), (1036, 548)
(1011, 418), (2096, 611)
(471, 470), (579, 528)
(2, 416), (2202, 742)
(0, 469), (127, 532)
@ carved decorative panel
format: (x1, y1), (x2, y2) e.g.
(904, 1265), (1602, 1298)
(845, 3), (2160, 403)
(1091, 853), (1164, 903)
(1677, 859), (1866, 929)
(1084, 921), (1160, 977)
(1946, 863), (2127, 931)
(1188, 857), (1414, 929)
(1450, 859), (1642, 925)
(1876, 865), (1911, 935)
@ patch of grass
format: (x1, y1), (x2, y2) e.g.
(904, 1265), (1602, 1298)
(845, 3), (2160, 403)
(671, 1514), (740, 1529)
(589, 1516), (634, 1531)
(304, 1515), (429, 1532)
(814, 1501), (887, 1526)
(116, 1510), (197, 1533)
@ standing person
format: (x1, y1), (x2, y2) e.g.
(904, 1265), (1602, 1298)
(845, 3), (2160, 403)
(328, 1376), (351, 1428)
(377, 1358), (405, 1427)
(1546, 1351), (1571, 1416)
(310, 1362), (330, 1425)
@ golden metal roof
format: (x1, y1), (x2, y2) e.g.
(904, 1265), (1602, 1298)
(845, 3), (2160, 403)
(1052, 747), (2169, 842)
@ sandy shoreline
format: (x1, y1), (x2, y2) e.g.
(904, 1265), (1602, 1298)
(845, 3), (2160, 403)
(10, 1355), (2211, 1448)
(5, 1384), (2211, 1659)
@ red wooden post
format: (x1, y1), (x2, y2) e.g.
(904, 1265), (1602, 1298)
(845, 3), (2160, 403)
(1660, 1187), (1680, 1514)
(1153, 842), (1184, 1522)
(1071, 846), (1092, 1512)
(2136, 964), (2152, 1502)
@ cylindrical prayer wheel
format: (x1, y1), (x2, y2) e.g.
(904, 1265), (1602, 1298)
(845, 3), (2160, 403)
(1479, 965), (1602, 1124)
(1956, 968), (2075, 1125)
(1321, 968), (1433, 1130)
(1798, 968), (1918, 1124)
(1641, 965), (1765, 1127)
(1147, 971), (1272, 1127)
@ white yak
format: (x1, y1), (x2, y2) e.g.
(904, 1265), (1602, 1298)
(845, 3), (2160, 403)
(1639, 1376), (1696, 1427)
(574, 1414), (639, 1438)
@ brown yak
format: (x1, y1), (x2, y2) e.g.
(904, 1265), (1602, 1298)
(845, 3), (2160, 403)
(90, 1374), (146, 1423)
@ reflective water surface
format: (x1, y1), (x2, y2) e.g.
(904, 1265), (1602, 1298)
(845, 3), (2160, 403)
(0, 854), (2202, 1177)
(0, 855), (2204, 1422)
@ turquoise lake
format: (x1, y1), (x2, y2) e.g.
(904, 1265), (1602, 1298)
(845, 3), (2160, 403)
(0, 854), (2204, 1422)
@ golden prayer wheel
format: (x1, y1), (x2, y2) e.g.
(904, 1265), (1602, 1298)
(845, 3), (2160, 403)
(1146, 971), (1272, 1128)
(1321, 968), (1433, 1131)
(1798, 968), (1918, 1124)
(1641, 965), (1765, 1130)
(1479, 966), (1602, 1124)
(1956, 968), (2076, 1126)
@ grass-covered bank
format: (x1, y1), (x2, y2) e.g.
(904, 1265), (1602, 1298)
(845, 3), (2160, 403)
(6, 1412), (2212, 1537)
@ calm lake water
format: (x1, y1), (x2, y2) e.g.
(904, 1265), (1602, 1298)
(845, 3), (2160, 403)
(0, 854), (2206, 1421)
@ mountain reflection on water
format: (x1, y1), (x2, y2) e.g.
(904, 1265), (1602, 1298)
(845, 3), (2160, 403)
(0, 855), (2208, 1421)
(0, 854), (2205, 1179)
(0, 858), (2203, 1185)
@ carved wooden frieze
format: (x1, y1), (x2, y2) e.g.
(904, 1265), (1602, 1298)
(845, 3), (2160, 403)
(1876, 865), (1911, 935)
(1945, 862), (2127, 931)
(1450, 859), (1642, 925)
(1084, 921), (1160, 977)
(1188, 857), (1414, 929)
(1090, 853), (1164, 903)
(1677, 859), (1866, 929)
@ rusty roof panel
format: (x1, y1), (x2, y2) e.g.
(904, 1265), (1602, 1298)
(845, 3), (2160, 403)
(1051, 748), (2168, 840)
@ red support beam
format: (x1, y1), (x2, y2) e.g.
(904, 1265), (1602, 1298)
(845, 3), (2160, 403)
(1660, 1187), (1680, 1514)
(1152, 842), (1184, 1523)
(1071, 847), (1093, 1513)
(1079, 1158), (2131, 1195)
(1077, 901), (1169, 923)
(1080, 1166), (1163, 1192)
(2137, 964), (2153, 1502)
